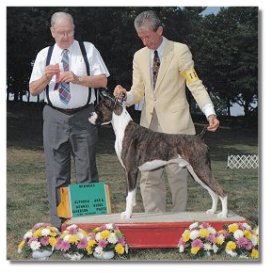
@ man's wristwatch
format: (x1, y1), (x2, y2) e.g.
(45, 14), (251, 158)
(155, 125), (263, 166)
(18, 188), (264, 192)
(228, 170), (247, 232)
(76, 75), (83, 85)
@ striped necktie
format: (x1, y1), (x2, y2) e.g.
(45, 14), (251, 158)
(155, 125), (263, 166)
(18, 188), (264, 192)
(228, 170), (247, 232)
(59, 49), (71, 104)
(152, 50), (160, 89)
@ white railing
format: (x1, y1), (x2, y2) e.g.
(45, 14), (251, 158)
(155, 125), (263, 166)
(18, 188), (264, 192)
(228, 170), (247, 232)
(227, 154), (259, 169)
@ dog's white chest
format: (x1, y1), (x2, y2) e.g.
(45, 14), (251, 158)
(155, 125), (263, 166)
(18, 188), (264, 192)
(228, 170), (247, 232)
(112, 110), (131, 168)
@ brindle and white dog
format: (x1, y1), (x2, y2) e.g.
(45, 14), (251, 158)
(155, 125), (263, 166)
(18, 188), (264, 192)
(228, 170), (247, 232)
(89, 90), (228, 219)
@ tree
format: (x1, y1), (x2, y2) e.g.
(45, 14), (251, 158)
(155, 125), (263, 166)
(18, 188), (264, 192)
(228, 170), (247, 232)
(194, 7), (258, 116)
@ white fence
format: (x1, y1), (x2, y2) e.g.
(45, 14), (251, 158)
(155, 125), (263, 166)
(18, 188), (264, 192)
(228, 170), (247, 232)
(227, 154), (259, 169)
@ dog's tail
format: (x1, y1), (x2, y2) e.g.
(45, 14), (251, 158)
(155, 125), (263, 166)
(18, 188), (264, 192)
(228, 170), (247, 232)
(198, 125), (208, 139)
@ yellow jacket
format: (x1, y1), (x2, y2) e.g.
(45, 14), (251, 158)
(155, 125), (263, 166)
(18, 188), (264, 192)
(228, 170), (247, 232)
(129, 38), (214, 135)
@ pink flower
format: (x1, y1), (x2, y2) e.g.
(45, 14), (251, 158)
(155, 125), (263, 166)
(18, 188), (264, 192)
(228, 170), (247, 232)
(68, 226), (78, 234)
(237, 237), (249, 248)
(207, 234), (216, 243)
(178, 238), (185, 246)
(118, 237), (126, 246)
(201, 222), (210, 229)
(77, 238), (88, 249)
(191, 239), (203, 248)
(60, 240), (71, 251)
(98, 239), (108, 248)
(40, 236), (49, 246)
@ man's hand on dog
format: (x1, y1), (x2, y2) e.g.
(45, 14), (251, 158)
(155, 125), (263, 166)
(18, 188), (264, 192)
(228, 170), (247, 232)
(114, 85), (127, 100)
(207, 114), (220, 132)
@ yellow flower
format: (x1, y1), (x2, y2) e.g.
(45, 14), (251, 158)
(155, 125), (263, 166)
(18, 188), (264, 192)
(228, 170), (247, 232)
(191, 246), (200, 255)
(226, 241), (236, 251)
(87, 239), (97, 248)
(18, 240), (26, 253)
(228, 223), (239, 233)
(33, 229), (42, 238)
(182, 230), (190, 242)
(49, 237), (57, 247)
(100, 230), (110, 239)
(115, 243), (125, 255)
(243, 230), (252, 240)
(69, 234), (79, 244)
(86, 245), (93, 255)
(215, 235), (224, 245)
(251, 248), (259, 259)
(199, 228), (209, 238)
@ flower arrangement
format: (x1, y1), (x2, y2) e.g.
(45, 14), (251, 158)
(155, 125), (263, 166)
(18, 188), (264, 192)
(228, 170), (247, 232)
(18, 223), (60, 257)
(55, 224), (92, 260)
(224, 222), (259, 259)
(178, 222), (225, 258)
(90, 223), (128, 258)
(178, 221), (259, 259)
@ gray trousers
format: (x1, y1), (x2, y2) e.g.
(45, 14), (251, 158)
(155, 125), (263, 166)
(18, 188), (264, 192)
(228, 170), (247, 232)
(43, 104), (98, 227)
(140, 110), (188, 212)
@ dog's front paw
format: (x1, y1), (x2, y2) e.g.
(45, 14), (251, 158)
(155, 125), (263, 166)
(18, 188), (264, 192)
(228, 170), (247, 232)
(217, 211), (228, 219)
(206, 208), (216, 215)
(120, 211), (132, 219)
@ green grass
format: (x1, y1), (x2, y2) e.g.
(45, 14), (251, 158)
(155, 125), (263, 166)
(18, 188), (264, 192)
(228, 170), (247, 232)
(7, 102), (258, 261)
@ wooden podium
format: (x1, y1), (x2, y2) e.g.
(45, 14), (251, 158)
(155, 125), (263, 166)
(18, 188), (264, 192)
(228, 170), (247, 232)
(62, 211), (246, 248)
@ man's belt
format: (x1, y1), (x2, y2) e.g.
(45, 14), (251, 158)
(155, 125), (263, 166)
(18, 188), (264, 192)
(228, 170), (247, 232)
(49, 104), (91, 115)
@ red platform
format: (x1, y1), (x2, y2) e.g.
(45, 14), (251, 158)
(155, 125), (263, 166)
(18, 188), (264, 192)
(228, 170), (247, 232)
(62, 211), (246, 248)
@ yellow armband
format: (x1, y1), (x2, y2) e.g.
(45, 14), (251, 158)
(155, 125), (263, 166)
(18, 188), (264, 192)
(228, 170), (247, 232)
(181, 68), (199, 84)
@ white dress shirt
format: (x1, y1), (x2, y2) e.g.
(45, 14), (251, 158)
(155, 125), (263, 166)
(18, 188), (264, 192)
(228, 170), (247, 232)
(29, 40), (110, 108)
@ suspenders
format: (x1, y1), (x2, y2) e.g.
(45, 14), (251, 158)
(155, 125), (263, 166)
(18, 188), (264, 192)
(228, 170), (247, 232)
(45, 41), (92, 107)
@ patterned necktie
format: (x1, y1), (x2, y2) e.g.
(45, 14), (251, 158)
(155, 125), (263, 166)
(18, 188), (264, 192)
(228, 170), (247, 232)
(152, 50), (160, 89)
(59, 49), (71, 104)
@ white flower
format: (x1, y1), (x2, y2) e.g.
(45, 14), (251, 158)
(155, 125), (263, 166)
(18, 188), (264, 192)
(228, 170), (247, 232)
(251, 235), (258, 246)
(226, 249), (237, 257)
(95, 246), (103, 255)
(233, 229), (244, 240)
(77, 232), (84, 239)
(189, 222), (199, 230)
(207, 227), (217, 234)
(67, 224), (78, 231)
(63, 234), (71, 242)
(108, 233), (118, 244)
(30, 240), (41, 251)
(204, 243), (212, 251)
(212, 244), (219, 253)
(179, 245), (185, 253)
(242, 223), (252, 230)
(125, 244), (129, 254)
(64, 253), (83, 261)
(189, 230), (199, 240)
(105, 223), (114, 230)
(41, 228), (50, 236)
(95, 232), (101, 241)
(23, 230), (33, 240)
(255, 226), (259, 236)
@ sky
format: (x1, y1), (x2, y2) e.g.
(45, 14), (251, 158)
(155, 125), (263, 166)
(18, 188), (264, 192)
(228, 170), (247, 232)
(1, 0), (271, 272)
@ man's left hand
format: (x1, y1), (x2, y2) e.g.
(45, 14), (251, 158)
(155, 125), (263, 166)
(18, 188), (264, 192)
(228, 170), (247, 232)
(207, 114), (220, 132)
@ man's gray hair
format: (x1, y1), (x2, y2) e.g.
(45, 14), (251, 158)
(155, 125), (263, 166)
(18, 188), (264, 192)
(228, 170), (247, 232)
(51, 12), (74, 27)
(134, 10), (162, 31)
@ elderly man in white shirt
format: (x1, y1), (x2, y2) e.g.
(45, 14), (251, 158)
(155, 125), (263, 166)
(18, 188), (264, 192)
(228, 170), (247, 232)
(29, 11), (109, 228)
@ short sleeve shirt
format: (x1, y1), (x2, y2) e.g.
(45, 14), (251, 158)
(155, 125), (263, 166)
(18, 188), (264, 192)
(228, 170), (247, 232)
(29, 40), (110, 108)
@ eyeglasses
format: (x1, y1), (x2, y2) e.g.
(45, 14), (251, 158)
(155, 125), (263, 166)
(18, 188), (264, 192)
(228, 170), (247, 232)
(54, 30), (74, 37)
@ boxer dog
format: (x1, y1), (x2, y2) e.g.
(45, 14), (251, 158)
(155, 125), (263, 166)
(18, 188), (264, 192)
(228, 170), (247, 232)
(89, 90), (228, 219)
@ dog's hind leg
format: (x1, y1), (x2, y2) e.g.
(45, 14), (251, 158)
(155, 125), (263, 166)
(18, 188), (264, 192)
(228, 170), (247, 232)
(217, 195), (228, 218)
(206, 189), (218, 215)
(186, 164), (228, 218)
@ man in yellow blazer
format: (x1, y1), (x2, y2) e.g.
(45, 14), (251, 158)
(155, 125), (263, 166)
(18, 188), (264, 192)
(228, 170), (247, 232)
(114, 10), (220, 213)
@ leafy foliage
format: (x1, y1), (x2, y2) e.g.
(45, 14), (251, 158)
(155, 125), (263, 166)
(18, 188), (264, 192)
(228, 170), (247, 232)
(7, 7), (258, 116)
